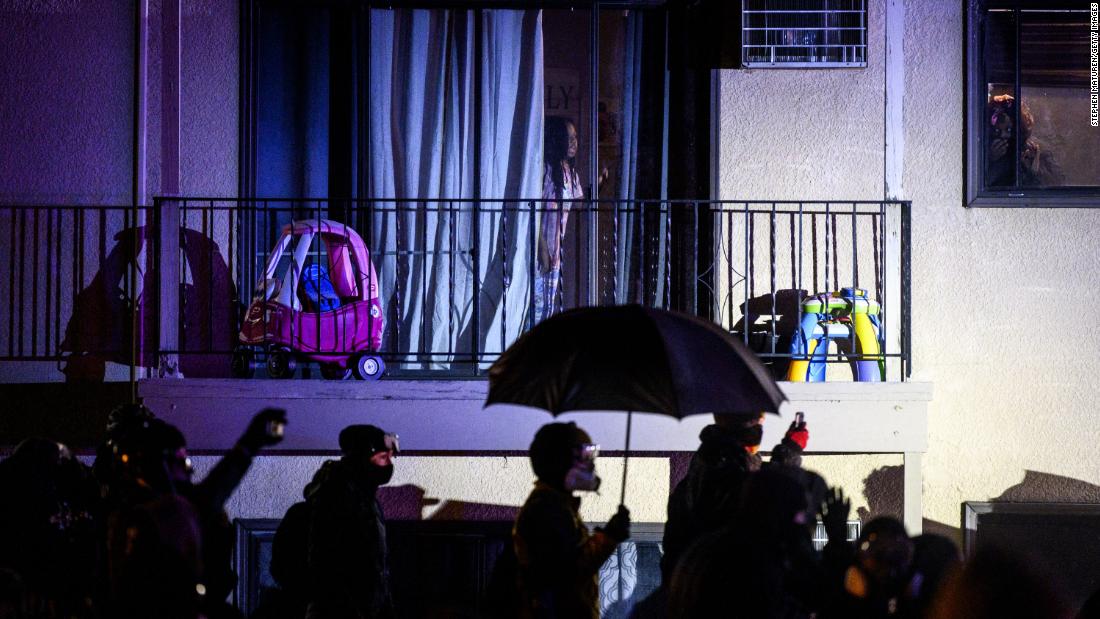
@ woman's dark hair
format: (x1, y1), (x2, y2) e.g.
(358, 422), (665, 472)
(544, 116), (576, 193)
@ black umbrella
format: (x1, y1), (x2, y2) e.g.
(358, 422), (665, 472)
(486, 304), (786, 504)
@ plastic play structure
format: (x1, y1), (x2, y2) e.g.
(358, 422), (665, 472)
(234, 219), (385, 380)
(786, 287), (885, 382)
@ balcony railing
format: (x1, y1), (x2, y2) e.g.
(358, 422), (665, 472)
(0, 198), (910, 382)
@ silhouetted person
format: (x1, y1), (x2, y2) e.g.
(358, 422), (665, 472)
(907, 534), (961, 619)
(104, 408), (286, 619)
(662, 413), (809, 582)
(930, 545), (1072, 619)
(0, 438), (97, 618)
(667, 466), (822, 619)
(304, 424), (400, 619)
(0, 568), (27, 619)
(513, 422), (630, 618)
(820, 516), (914, 619)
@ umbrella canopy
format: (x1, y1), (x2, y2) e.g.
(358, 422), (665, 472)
(486, 304), (786, 418)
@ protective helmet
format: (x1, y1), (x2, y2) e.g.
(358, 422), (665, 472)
(338, 424), (399, 456)
(111, 418), (189, 490)
(529, 422), (593, 485)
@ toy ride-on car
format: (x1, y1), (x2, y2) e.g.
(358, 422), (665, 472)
(233, 219), (385, 380)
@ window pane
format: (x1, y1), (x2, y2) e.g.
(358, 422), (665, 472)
(983, 8), (1099, 190)
(542, 8), (593, 316)
(982, 9), (1017, 188)
(1018, 10), (1099, 187)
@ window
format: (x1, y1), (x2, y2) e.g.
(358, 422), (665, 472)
(241, 2), (702, 370)
(966, 1), (1100, 207)
(741, 0), (867, 68)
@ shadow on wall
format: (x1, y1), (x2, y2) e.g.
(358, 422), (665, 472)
(378, 484), (520, 522)
(993, 470), (1100, 503)
(60, 226), (237, 381)
(858, 464), (961, 541)
(859, 467), (1100, 546)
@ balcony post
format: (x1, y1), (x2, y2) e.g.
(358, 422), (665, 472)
(156, 197), (181, 378)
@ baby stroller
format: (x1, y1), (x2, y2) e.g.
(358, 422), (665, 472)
(233, 219), (385, 380)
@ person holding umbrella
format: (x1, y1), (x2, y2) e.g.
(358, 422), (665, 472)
(512, 422), (630, 619)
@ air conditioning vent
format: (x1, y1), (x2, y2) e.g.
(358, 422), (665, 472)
(742, 0), (868, 68)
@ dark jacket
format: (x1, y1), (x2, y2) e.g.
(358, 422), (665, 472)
(104, 445), (254, 619)
(304, 459), (394, 619)
(661, 424), (763, 580)
(513, 481), (618, 619)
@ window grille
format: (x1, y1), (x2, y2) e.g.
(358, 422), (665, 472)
(742, 0), (868, 68)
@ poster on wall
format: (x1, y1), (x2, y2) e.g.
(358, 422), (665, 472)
(544, 67), (581, 127)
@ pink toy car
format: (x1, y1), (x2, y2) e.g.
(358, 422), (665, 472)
(233, 219), (385, 380)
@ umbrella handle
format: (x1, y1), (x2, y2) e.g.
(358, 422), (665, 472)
(620, 409), (632, 507)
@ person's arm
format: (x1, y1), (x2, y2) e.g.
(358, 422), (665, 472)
(196, 409), (286, 508)
(580, 505), (629, 575)
(770, 417), (808, 468)
(517, 498), (620, 586)
(539, 168), (560, 273)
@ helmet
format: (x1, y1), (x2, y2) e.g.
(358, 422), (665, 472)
(529, 422), (594, 485)
(112, 418), (190, 491)
(338, 424), (399, 456)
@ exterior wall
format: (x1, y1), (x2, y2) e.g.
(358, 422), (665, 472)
(717, 0), (1100, 535)
(193, 454), (671, 524)
(0, 0), (134, 205)
(200, 453), (899, 525)
(903, 1), (1100, 531)
(0, 0), (238, 383)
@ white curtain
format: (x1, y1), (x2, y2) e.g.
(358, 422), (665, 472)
(368, 9), (543, 369)
(615, 11), (667, 307)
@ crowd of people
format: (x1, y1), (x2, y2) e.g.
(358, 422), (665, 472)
(0, 405), (1090, 619)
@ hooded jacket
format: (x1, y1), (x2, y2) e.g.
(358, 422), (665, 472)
(304, 459), (394, 619)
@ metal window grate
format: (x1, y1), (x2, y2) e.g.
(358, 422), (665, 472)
(742, 0), (868, 68)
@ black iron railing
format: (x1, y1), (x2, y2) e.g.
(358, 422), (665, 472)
(0, 198), (910, 381)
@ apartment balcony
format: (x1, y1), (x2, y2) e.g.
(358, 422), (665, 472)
(0, 197), (929, 530)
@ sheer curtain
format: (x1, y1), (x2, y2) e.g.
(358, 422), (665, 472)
(368, 9), (543, 369)
(615, 11), (668, 307)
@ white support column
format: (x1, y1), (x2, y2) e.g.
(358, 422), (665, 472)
(903, 451), (923, 535)
(883, 2), (906, 371)
(884, 0), (905, 201)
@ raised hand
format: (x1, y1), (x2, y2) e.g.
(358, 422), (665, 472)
(237, 407), (287, 455)
(821, 486), (851, 544)
(603, 504), (631, 542)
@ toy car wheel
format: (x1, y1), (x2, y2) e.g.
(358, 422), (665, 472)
(319, 363), (352, 380)
(267, 348), (297, 379)
(230, 348), (255, 379)
(353, 355), (385, 380)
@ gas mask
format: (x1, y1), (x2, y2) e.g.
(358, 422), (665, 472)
(564, 443), (601, 492)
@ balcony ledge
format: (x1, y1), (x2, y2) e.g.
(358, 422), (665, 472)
(139, 378), (931, 454)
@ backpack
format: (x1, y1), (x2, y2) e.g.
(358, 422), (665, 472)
(270, 501), (310, 594)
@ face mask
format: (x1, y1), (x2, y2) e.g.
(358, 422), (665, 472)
(564, 463), (601, 492)
(736, 424), (764, 453)
(365, 462), (394, 486)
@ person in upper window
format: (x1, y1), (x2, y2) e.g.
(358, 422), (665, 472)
(535, 117), (608, 322)
(986, 94), (1064, 188)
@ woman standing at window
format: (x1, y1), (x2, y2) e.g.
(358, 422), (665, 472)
(535, 116), (606, 322)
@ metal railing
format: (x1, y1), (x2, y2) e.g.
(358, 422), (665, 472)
(0, 198), (910, 381)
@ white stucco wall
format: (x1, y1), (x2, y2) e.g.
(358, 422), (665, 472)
(718, 0), (1100, 535)
(192, 454), (671, 524)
